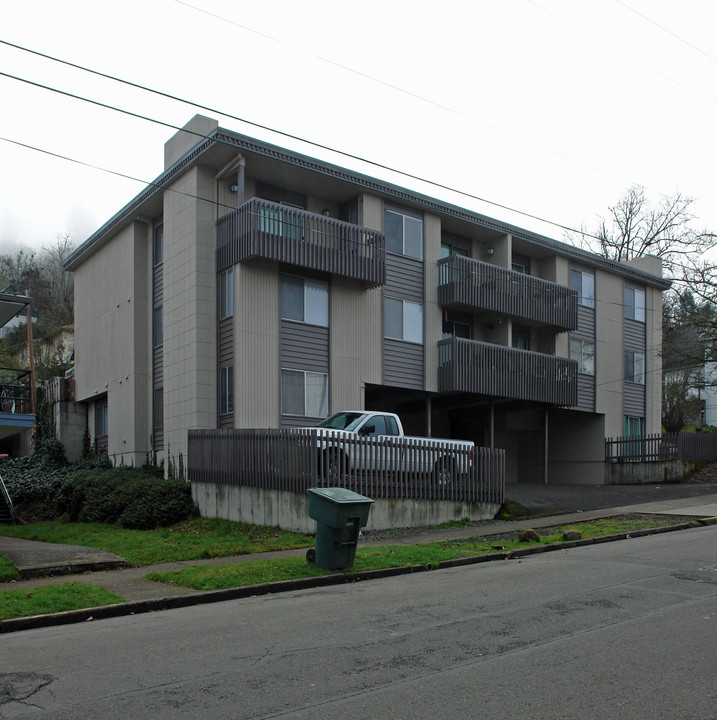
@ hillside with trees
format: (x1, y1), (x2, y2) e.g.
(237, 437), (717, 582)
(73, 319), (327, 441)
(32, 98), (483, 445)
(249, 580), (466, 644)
(0, 233), (75, 382)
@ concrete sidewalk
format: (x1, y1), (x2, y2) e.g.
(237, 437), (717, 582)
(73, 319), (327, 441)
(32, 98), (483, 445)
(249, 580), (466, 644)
(1, 482), (717, 628)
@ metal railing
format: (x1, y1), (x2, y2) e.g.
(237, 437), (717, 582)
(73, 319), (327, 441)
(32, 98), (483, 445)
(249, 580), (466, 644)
(438, 256), (578, 331)
(606, 431), (717, 463)
(0, 472), (17, 523)
(438, 337), (578, 405)
(0, 368), (32, 415)
(188, 429), (505, 505)
(216, 198), (386, 287)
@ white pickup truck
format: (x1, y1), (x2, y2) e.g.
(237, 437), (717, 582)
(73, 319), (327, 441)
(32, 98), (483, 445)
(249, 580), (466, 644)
(311, 410), (474, 484)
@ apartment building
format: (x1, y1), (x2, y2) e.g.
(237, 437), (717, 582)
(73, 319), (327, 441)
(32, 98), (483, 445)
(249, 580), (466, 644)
(65, 116), (669, 484)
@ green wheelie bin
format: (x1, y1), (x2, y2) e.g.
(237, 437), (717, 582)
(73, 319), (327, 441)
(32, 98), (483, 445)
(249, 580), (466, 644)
(306, 487), (374, 570)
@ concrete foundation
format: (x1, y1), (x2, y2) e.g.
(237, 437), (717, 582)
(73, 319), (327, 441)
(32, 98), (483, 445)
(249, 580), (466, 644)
(604, 460), (697, 485)
(191, 481), (500, 534)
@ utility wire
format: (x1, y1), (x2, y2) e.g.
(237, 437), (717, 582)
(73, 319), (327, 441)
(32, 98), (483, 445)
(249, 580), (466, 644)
(528, 0), (717, 107)
(170, 0), (642, 190)
(614, 0), (717, 66)
(0, 63), (598, 241)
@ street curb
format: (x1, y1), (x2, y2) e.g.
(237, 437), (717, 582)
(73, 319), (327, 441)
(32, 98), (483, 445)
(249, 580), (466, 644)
(17, 559), (127, 580)
(0, 519), (709, 634)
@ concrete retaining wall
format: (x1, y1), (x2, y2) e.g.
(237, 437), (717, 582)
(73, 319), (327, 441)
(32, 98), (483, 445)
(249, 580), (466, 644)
(191, 481), (500, 534)
(604, 460), (698, 485)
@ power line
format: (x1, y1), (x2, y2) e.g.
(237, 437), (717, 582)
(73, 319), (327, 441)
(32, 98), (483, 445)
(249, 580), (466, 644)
(0, 127), (677, 309)
(0, 61), (599, 241)
(169, 0), (643, 190)
(527, 0), (717, 107)
(614, 0), (717, 66)
(0, 135), (234, 212)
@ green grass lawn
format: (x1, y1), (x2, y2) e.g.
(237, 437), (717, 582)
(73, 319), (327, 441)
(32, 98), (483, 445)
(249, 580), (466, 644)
(0, 552), (18, 582)
(0, 583), (126, 620)
(146, 514), (693, 591)
(0, 518), (313, 566)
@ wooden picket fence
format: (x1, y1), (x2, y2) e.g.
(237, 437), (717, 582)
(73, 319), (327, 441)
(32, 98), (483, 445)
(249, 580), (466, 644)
(605, 431), (717, 463)
(188, 428), (505, 504)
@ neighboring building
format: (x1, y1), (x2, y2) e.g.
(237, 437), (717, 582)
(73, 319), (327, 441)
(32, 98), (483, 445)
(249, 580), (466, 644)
(0, 289), (35, 455)
(16, 324), (74, 372)
(64, 116), (669, 483)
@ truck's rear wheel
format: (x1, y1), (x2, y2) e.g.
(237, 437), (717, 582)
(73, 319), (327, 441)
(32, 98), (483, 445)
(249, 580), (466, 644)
(433, 458), (455, 486)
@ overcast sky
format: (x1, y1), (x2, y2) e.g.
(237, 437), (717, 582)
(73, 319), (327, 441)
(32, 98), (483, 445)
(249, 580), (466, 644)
(1, 0), (715, 274)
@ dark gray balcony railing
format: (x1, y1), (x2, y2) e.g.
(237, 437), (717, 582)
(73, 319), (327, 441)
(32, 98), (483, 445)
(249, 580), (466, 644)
(0, 367), (32, 415)
(438, 337), (578, 406)
(438, 256), (578, 331)
(216, 198), (386, 287)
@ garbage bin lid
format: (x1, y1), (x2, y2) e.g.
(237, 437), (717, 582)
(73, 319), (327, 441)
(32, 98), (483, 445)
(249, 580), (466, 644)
(307, 487), (374, 504)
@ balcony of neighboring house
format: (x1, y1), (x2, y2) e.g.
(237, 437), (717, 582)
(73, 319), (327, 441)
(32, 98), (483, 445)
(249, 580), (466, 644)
(216, 197), (386, 287)
(437, 255), (578, 331)
(0, 368), (34, 439)
(438, 337), (578, 406)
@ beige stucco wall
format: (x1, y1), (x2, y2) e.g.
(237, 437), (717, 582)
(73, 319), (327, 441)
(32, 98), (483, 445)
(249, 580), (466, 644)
(330, 280), (382, 411)
(164, 115), (218, 170)
(162, 165), (217, 460)
(424, 213), (441, 393)
(234, 259), (280, 427)
(73, 220), (151, 465)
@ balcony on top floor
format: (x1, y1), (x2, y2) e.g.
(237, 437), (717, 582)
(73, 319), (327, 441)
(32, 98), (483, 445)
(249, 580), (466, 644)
(438, 255), (578, 331)
(216, 198), (386, 287)
(438, 337), (578, 406)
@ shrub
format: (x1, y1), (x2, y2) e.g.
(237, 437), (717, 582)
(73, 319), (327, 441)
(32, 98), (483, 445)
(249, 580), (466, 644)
(2, 460), (197, 529)
(65, 468), (197, 529)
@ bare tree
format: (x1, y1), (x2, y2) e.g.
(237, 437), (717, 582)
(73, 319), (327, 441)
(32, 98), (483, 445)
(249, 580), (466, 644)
(570, 185), (715, 277)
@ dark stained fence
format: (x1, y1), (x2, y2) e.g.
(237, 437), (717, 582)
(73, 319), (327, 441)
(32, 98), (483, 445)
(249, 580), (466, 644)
(188, 429), (505, 505)
(216, 198), (386, 287)
(605, 431), (717, 463)
(438, 255), (578, 331)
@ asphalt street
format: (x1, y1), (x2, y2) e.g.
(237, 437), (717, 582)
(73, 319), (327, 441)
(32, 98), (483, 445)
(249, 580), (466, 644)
(1, 524), (715, 719)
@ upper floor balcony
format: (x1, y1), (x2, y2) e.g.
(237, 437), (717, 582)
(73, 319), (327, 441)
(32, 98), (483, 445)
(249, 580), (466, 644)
(438, 256), (578, 331)
(438, 337), (578, 406)
(216, 198), (386, 287)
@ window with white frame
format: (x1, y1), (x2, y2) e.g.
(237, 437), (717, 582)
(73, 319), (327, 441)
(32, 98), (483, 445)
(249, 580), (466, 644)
(569, 268), (595, 308)
(384, 297), (423, 344)
(218, 269), (233, 319)
(219, 365), (234, 414)
(624, 286), (646, 322)
(281, 369), (329, 417)
(625, 351), (645, 384)
(384, 207), (423, 259)
(570, 337), (595, 375)
(280, 275), (328, 327)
